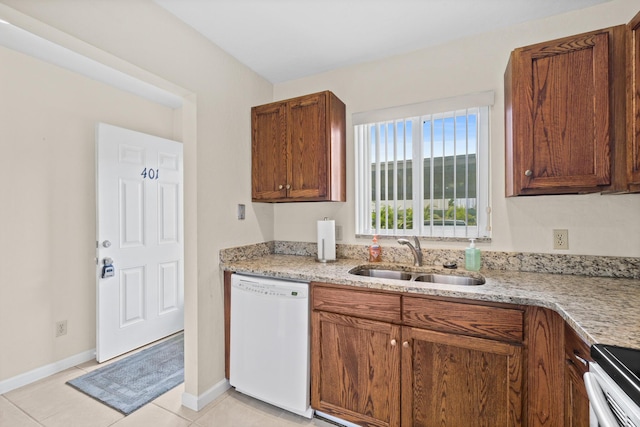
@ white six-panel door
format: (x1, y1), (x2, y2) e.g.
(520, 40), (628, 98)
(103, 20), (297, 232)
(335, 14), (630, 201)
(96, 123), (184, 363)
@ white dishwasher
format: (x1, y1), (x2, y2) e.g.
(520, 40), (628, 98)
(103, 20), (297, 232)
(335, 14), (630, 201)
(229, 273), (313, 418)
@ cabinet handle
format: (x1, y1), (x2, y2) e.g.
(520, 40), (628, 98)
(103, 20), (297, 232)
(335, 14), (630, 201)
(390, 339), (397, 346)
(278, 184), (284, 190)
(524, 169), (533, 177)
(402, 341), (410, 348)
(573, 352), (589, 367)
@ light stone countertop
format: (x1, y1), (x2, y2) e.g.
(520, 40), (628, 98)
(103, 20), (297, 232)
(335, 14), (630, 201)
(222, 254), (640, 350)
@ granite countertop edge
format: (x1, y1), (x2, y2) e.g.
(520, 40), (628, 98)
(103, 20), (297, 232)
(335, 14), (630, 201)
(222, 254), (640, 350)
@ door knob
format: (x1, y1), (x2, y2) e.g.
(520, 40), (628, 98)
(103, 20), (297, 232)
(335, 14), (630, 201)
(102, 240), (111, 248)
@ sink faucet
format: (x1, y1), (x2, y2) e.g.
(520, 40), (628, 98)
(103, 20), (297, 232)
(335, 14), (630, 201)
(398, 236), (423, 267)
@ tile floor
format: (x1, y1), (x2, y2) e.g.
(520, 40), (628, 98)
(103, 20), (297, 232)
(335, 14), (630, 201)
(0, 348), (336, 427)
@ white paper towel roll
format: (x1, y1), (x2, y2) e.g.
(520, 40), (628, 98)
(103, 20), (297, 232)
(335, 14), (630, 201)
(317, 219), (336, 262)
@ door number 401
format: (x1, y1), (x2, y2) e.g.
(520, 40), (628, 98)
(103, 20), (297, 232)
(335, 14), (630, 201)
(141, 168), (159, 180)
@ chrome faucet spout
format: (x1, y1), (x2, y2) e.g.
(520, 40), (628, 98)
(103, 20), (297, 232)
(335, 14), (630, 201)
(398, 236), (423, 267)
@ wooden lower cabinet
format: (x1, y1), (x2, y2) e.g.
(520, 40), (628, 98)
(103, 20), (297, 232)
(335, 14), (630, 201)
(564, 323), (591, 427)
(311, 283), (526, 427)
(526, 307), (565, 426)
(311, 311), (401, 427)
(402, 327), (523, 426)
(565, 367), (589, 427)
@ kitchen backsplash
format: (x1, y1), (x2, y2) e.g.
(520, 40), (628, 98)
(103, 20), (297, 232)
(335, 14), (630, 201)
(220, 241), (640, 279)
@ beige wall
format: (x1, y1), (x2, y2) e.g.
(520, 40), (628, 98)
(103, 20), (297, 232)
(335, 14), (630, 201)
(0, 45), (176, 379)
(273, 0), (640, 258)
(0, 0), (274, 400)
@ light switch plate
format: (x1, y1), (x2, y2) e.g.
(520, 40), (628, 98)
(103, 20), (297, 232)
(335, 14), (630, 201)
(237, 204), (245, 220)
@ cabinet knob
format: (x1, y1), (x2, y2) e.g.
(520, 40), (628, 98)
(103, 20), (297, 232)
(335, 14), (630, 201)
(286, 184), (291, 189)
(402, 341), (410, 348)
(390, 339), (397, 346)
(524, 169), (533, 177)
(278, 184), (284, 190)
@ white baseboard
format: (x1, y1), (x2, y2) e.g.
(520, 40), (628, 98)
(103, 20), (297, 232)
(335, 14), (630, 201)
(0, 349), (96, 395)
(182, 378), (230, 411)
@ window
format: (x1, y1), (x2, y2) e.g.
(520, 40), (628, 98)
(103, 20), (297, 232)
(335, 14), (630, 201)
(354, 92), (492, 239)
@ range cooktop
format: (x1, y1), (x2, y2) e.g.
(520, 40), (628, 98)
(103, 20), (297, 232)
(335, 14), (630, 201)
(591, 344), (640, 407)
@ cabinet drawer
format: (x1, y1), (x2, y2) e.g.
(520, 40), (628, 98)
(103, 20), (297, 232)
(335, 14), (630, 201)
(403, 297), (524, 342)
(312, 285), (401, 323)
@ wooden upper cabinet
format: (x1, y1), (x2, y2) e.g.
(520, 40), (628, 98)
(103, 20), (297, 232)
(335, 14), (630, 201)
(251, 91), (346, 202)
(251, 102), (287, 201)
(628, 12), (640, 192)
(505, 26), (627, 196)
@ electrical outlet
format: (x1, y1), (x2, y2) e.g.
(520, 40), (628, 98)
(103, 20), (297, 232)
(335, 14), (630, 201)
(553, 229), (569, 250)
(335, 225), (343, 241)
(55, 320), (67, 337)
(237, 204), (245, 220)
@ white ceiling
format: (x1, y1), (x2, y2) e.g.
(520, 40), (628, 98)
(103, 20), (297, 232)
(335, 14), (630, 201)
(154, 0), (611, 83)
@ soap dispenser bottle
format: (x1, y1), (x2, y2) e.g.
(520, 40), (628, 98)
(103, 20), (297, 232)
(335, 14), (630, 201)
(465, 238), (481, 271)
(369, 235), (382, 262)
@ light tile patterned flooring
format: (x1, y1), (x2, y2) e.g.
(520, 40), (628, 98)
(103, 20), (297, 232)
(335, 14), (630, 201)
(0, 349), (336, 427)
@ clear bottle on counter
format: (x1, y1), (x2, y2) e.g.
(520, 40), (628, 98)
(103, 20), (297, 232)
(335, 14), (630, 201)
(465, 238), (481, 271)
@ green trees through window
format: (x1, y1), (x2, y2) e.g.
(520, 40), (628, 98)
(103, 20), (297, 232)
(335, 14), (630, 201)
(372, 202), (477, 230)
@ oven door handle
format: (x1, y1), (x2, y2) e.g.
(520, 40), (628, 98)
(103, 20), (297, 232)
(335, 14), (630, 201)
(584, 372), (620, 427)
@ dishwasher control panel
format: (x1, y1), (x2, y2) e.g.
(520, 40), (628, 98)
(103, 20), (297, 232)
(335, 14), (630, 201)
(234, 279), (308, 299)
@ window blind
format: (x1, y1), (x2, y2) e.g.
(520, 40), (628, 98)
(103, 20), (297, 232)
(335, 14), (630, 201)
(355, 93), (492, 239)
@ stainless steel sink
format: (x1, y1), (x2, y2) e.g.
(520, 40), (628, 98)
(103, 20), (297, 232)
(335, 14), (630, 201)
(349, 267), (485, 286)
(413, 273), (484, 286)
(350, 268), (413, 281)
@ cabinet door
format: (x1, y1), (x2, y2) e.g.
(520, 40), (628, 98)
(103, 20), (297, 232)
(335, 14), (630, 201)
(506, 27), (624, 195)
(401, 327), (523, 427)
(564, 323), (591, 427)
(628, 12), (640, 191)
(251, 102), (287, 201)
(287, 93), (328, 199)
(565, 365), (590, 427)
(311, 311), (401, 427)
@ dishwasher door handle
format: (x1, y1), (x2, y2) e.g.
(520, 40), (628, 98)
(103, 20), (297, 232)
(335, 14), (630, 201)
(584, 372), (620, 427)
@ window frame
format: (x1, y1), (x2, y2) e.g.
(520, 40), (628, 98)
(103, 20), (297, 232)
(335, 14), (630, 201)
(354, 92), (493, 240)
